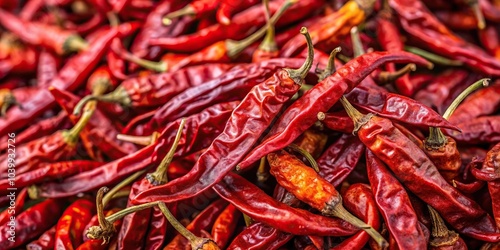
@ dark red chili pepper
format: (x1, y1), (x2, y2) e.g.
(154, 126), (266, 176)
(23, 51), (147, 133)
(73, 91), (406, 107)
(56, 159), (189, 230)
(449, 80), (500, 125)
(0, 187), (27, 225)
(238, 51), (431, 171)
(390, 0), (500, 76)
(341, 96), (500, 242)
(211, 204), (241, 249)
(163, 0), (219, 24)
(0, 198), (65, 249)
(366, 150), (428, 250)
(448, 116), (500, 144)
(106, 40), (128, 81)
(0, 8), (88, 55)
(330, 183), (382, 249)
(26, 226), (57, 250)
(133, 28), (312, 204)
(427, 206), (468, 250)
(143, 206), (169, 250)
(38, 101), (239, 198)
(216, 0), (260, 25)
(214, 172), (358, 236)
(55, 199), (96, 250)
(149, 0), (322, 53)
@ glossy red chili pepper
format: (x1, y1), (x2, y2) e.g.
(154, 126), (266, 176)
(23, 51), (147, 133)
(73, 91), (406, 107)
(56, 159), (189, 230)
(238, 51), (431, 171)
(26, 225), (57, 250)
(330, 183), (382, 249)
(366, 150), (428, 249)
(55, 199), (96, 250)
(211, 203), (241, 249)
(150, 0), (322, 53)
(449, 80), (500, 125)
(134, 29), (312, 204)
(0, 187), (27, 225)
(216, 0), (260, 25)
(318, 111), (355, 134)
(38, 101), (239, 198)
(214, 172), (358, 236)
(0, 198), (65, 249)
(342, 98), (500, 242)
(390, 0), (500, 76)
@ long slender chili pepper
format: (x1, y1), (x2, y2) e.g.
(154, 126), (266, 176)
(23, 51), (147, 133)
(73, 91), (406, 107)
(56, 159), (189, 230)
(37, 49), (61, 88)
(267, 150), (388, 247)
(449, 80), (500, 125)
(149, 0), (322, 53)
(211, 204), (241, 249)
(0, 23), (139, 136)
(0, 187), (27, 225)
(163, 0), (219, 24)
(427, 205), (467, 250)
(26, 226), (57, 249)
(0, 198), (65, 249)
(216, 0), (260, 25)
(340, 95), (500, 241)
(38, 101), (239, 198)
(55, 199), (96, 249)
(0, 8), (88, 54)
(237, 51), (431, 171)
(133, 28), (312, 204)
(366, 150), (428, 250)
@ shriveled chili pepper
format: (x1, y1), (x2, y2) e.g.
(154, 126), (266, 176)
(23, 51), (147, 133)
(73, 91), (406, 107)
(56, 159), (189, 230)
(214, 172), (358, 236)
(162, 0), (219, 24)
(38, 101), (239, 198)
(448, 116), (500, 144)
(390, 0), (500, 76)
(26, 225), (57, 250)
(267, 150), (388, 247)
(0, 187), (27, 225)
(340, 95), (500, 242)
(237, 50), (431, 171)
(449, 80), (500, 125)
(0, 8), (88, 55)
(211, 203), (241, 249)
(366, 150), (428, 250)
(428, 205), (468, 250)
(133, 28), (312, 205)
(0, 198), (65, 249)
(150, 0), (322, 53)
(216, 0), (260, 25)
(55, 198), (96, 250)
(318, 111), (355, 134)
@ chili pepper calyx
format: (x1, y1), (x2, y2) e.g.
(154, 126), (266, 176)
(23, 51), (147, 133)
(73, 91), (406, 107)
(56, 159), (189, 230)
(87, 187), (116, 244)
(284, 27), (314, 83)
(316, 47), (342, 82)
(428, 205), (461, 247)
(0, 90), (19, 116)
(63, 35), (89, 53)
(377, 63), (416, 83)
(256, 157), (270, 183)
(354, 0), (376, 15)
(74, 86), (131, 115)
(353, 113), (374, 134)
(162, 5), (195, 26)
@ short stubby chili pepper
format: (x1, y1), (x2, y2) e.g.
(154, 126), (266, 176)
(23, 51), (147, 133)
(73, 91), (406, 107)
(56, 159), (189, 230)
(26, 225), (57, 250)
(317, 134), (365, 187)
(237, 51), (431, 171)
(149, 0), (322, 53)
(330, 183), (382, 250)
(267, 150), (388, 248)
(340, 96), (500, 242)
(366, 150), (428, 250)
(38, 101), (239, 198)
(0, 8), (88, 55)
(214, 172), (358, 236)
(133, 28), (313, 205)
(0, 198), (65, 249)
(73, 63), (233, 114)
(211, 203), (241, 249)
(449, 80), (500, 125)
(427, 205), (468, 250)
(216, 0), (260, 25)
(55, 198), (96, 250)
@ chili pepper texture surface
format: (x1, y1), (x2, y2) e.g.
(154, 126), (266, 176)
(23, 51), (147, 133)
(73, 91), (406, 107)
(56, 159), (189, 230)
(1, 0), (500, 249)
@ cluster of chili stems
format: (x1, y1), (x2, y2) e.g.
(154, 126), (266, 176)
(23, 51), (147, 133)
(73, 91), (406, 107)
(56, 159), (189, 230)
(1, 0), (500, 249)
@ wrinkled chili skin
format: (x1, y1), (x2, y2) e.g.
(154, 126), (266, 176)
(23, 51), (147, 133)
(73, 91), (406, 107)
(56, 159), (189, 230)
(212, 204), (241, 249)
(449, 116), (500, 144)
(55, 199), (96, 250)
(238, 51), (431, 171)
(423, 137), (462, 184)
(357, 115), (500, 241)
(134, 69), (301, 204)
(26, 226), (57, 249)
(38, 101), (238, 198)
(0, 199), (65, 249)
(449, 80), (500, 125)
(214, 172), (358, 236)
(366, 150), (428, 250)
(320, 111), (355, 133)
(331, 183), (381, 250)
(227, 222), (293, 250)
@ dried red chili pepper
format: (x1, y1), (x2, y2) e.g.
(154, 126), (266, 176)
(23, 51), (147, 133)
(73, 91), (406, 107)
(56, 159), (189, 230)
(435, 10), (479, 30)
(448, 116), (500, 144)
(0, 36), (38, 79)
(267, 150), (387, 247)
(216, 0), (260, 25)
(238, 51), (431, 171)
(150, 0), (322, 53)
(227, 222), (293, 250)
(0, 86), (39, 116)
(366, 150), (428, 249)
(0, 198), (65, 249)
(428, 205), (468, 250)
(479, 24), (500, 59)
(449, 80), (500, 125)
(37, 49), (61, 88)
(55, 198), (96, 249)
(38, 101), (239, 198)
(0, 187), (27, 225)
(211, 204), (241, 249)
(318, 111), (355, 134)
(26, 225), (57, 250)
(214, 172), (358, 236)
(133, 28), (312, 204)
(340, 96), (500, 241)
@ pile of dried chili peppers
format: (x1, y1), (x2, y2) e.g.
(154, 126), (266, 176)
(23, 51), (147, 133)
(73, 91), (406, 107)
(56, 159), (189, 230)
(1, 0), (500, 249)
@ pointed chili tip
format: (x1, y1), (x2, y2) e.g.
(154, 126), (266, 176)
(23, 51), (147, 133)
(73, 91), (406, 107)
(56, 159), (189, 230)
(285, 27), (314, 82)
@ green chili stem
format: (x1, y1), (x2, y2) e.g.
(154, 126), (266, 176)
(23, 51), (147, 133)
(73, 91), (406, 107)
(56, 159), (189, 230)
(105, 201), (160, 223)
(285, 27), (314, 83)
(116, 132), (160, 146)
(258, 0), (278, 52)
(102, 169), (148, 207)
(226, 0), (296, 58)
(122, 51), (167, 72)
(351, 26), (365, 58)
(162, 5), (195, 25)
(62, 106), (93, 146)
(405, 46), (461, 67)
(339, 96), (374, 134)
(316, 47), (342, 82)
(73, 86), (131, 116)
(147, 118), (187, 185)
(466, 0), (486, 29)
(286, 143), (319, 172)
(63, 35), (89, 53)
(377, 63), (416, 83)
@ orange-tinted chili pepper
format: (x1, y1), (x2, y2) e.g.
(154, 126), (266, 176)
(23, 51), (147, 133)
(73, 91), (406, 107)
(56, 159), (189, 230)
(55, 199), (96, 249)
(211, 204), (241, 249)
(435, 10), (479, 30)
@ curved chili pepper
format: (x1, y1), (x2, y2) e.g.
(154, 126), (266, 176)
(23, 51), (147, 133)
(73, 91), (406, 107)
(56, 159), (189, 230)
(38, 101), (239, 198)
(449, 80), (500, 125)
(149, 0), (322, 53)
(341, 96), (500, 242)
(26, 225), (57, 250)
(237, 51), (431, 171)
(133, 28), (312, 204)
(0, 198), (65, 249)
(216, 0), (260, 25)
(428, 206), (468, 250)
(0, 187), (27, 225)
(366, 150), (428, 249)
(55, 199), (96, 249)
